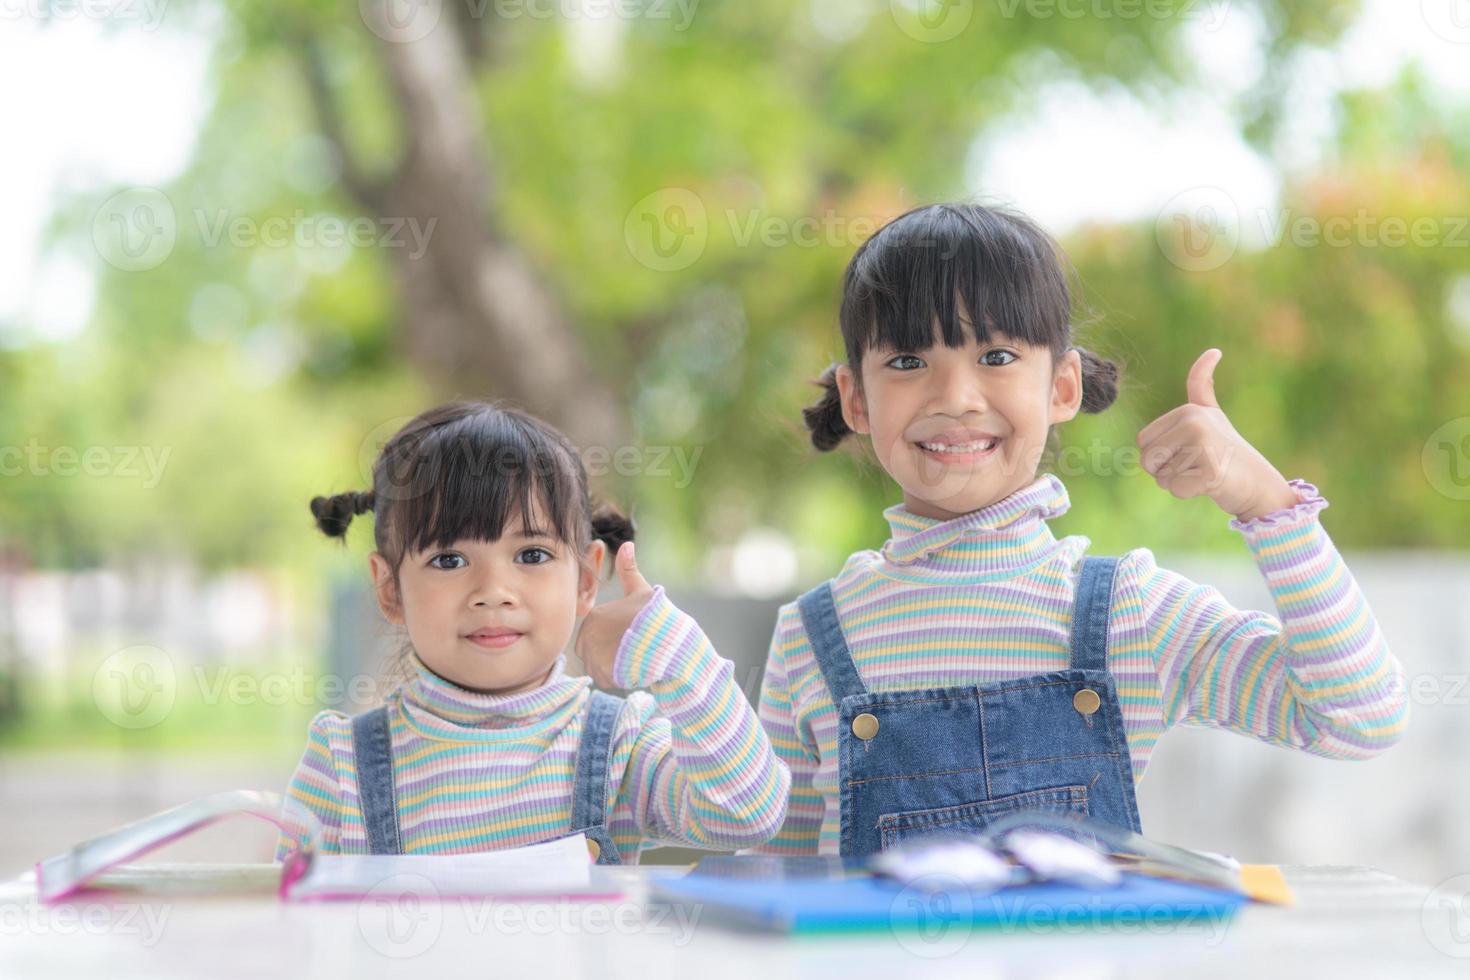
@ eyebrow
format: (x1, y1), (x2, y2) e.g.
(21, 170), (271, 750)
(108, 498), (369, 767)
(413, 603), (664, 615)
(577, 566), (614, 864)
(508, 525), (555, 540)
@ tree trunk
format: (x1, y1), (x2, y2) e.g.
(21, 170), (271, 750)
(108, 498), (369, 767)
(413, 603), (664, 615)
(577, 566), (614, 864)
(306, 6), (626, 452)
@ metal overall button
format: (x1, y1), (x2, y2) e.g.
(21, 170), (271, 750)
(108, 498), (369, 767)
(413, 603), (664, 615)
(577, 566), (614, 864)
(586, 838), (602, 860)
(1073, 688), (1101, 716)
(851, 713), (880, 740)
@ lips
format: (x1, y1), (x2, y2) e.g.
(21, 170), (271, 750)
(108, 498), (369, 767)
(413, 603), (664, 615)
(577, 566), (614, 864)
(913, 429), (1004, 463)
(464, 627), (524, 649)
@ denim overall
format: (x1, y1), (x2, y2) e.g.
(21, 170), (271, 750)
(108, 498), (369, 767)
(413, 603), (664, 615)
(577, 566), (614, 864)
(351, 688), (625, 864)
(797, 555), (1142, 857)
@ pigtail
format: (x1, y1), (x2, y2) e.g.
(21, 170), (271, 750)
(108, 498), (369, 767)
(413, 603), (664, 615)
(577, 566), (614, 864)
(310, 490), (375, 540)
(802, 363), (853, 451)
(590, 503), (636, 557)
(1073, 346), (1121, 414)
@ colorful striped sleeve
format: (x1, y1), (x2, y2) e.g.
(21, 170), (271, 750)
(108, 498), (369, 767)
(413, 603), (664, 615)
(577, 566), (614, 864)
(748, 603), (825, 855)
(1121, 479), (1409, 759)
(274, 710), (355, 861)
(610, 586), (791, 850)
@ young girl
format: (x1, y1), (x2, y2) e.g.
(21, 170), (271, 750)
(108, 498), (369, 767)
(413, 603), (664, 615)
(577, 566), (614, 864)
(754, 203), (1409, 857)
(277, 401), (789, 863)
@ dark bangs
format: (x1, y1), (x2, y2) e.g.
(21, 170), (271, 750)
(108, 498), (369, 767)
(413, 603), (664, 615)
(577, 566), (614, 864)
(373, 405), (588, 563)
(839, 203), (1074, 365)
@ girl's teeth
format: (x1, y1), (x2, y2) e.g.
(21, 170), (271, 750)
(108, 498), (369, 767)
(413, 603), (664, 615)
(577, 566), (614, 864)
(921, 439), (997, 453)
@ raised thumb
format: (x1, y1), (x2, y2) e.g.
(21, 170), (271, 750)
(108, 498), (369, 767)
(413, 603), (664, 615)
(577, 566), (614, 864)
(1187, 348), (1222, 408)
(615, 541), (649, 595)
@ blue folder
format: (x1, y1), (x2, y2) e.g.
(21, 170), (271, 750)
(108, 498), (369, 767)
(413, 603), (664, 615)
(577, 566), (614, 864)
(650, 856), (1246, 935)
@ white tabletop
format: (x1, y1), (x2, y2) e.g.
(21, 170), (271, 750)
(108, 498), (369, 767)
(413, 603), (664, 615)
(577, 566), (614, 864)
(1, 863), (1464, 978)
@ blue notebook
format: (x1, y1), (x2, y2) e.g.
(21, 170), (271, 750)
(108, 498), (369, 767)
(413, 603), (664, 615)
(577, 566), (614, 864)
(650, 856), (1246, 935)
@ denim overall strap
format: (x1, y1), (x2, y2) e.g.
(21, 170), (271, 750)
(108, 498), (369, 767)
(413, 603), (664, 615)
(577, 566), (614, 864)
(351, 706), (403, 856)
(1070, 556), (1120, 673)
(571, 689), (624, 865)
(796, 581), (869, 700)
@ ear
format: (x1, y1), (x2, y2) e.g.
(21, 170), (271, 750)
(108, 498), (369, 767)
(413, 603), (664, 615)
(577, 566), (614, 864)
(834, 363), (871, 435)
(368, 552), (405, 625)
(1050, 348), (1083, 425)
(576, 540), (608, 616)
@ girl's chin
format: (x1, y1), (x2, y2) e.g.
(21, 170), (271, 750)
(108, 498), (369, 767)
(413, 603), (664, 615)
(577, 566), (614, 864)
(904, 482), (1012, 518)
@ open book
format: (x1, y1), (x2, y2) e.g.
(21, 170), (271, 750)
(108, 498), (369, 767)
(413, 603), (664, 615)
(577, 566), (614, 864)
(35, 790), (623, 904)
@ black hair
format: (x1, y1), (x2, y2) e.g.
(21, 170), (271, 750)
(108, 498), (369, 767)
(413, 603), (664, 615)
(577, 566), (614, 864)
(310, 401), (635, 574)
(803, 202), (1121, 451)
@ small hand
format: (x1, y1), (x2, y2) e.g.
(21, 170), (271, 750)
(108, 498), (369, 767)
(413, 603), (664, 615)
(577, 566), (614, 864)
(1136, 349), (1296, 522)
(574, 542), (656, 689)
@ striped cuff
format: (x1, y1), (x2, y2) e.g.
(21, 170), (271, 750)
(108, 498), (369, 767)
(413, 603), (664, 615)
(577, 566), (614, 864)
(1228, 478), (1329, 536)
(611, 585), (709, 689)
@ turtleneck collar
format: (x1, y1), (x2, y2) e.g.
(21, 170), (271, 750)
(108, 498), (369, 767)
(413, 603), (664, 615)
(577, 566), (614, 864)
(396, 652), (590, 740)
(878, 474), (1072, 581)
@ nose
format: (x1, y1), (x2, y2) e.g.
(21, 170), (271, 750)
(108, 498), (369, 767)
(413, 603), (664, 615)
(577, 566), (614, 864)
(928, 359), (989, 417)
(469, 568), (518, 607)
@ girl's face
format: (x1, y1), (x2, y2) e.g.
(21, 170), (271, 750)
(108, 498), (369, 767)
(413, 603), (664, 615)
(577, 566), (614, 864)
(837, 329), (1083, 521)
(368, 507), (605, 696)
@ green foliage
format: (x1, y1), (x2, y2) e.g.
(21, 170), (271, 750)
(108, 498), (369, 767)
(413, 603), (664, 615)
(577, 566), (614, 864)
(5, 0), (1464, 592)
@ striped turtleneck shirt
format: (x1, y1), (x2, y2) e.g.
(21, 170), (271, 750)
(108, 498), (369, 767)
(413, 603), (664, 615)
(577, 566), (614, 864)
(751, 474), (1410, 856)
(276, 587), (789, 862)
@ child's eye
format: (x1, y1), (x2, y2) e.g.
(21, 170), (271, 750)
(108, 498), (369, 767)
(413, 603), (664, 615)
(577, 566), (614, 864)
(982, 349), (1017, 366)
(428, 552), (466, 570)
(885, 354), (925, 371)
(515, 547), (555, 565)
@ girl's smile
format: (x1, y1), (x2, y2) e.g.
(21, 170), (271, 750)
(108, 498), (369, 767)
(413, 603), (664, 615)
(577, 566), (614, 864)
(913, 427), (1006, 465)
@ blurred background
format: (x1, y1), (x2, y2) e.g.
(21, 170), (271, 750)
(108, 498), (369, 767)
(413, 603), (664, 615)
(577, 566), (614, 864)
(1, 0), (1468, 884)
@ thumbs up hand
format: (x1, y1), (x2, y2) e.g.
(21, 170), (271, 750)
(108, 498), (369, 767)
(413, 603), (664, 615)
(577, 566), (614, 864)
(1136, 349), (1298, 522)
(575, 542), (658, 689)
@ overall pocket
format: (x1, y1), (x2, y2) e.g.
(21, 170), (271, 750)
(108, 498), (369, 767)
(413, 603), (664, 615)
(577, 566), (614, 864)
(876, 784), (1089, 851)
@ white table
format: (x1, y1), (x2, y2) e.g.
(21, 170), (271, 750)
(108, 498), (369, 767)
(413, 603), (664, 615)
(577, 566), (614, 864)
(2, 864), (1464, 978)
